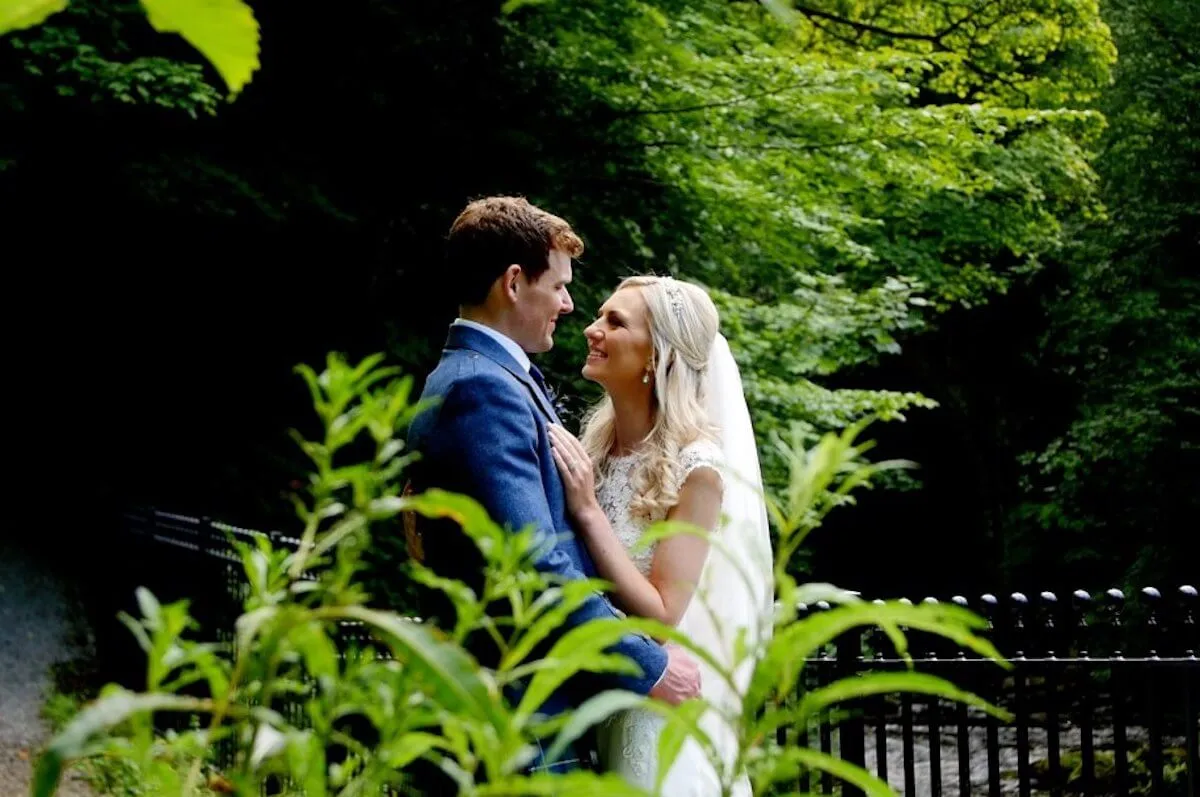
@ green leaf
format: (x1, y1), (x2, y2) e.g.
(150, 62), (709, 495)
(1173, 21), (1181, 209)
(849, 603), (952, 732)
(250, 723), (286, 769)
(310, 512), (367, 558)
(135, 587), (162, 626)
(291, 621), (339, 682)
(406, 565), (478, 616)
(781, 601), (1002, 664)
(334, 606), (510, 734)
(500, 0), (553, 14)
(377, 439), (405, 464)
(33, 690), (211, 797)
(654, 699), (710, 795)
(294, 363), (325, 419)
(285, 730), (326, 797)
(792, 583), (864, 607)
(237, 539), (273, 598)
(501, 580), (601, 670)
(479, 771), (650, 796)
(515, 619), (648, 723)
(542, 690), (646, 765)
(798, 672), (1012, 723)
(139, 0), (260, 95)
(382, 732), (445, 769)
(791, 748), (895, 796)
(235, 606), (277, 653)
(117, 611), (152, 655)
(749, 601), (1007, 709)
(405, 489), (506, 542)
(0, 0), (67, 36)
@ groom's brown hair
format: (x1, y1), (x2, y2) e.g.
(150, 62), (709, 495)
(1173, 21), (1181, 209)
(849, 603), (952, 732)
(446, 196), (584, 307)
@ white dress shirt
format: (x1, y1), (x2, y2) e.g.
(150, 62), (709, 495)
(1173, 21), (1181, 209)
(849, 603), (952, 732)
(452, 318), (531, 373)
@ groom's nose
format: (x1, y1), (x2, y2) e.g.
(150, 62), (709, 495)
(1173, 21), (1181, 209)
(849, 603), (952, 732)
(560, 289), (574, 314)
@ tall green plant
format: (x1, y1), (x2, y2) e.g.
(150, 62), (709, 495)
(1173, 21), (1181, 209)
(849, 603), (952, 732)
(34, 354), (1009, 796)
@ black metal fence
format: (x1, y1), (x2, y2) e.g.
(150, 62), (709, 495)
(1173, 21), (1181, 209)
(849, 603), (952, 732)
(792, 590), (1199, 796)
(107, 508), (1199, 796)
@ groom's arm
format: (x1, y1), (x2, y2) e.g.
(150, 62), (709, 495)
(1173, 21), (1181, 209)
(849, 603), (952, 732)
(432, 370), (668, 695)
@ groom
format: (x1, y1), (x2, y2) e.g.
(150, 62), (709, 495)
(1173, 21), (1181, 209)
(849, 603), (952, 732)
(405, 196), (701, 773)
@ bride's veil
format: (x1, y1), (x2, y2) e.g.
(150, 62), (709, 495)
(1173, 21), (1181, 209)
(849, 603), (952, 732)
(675, 332), (775, 791)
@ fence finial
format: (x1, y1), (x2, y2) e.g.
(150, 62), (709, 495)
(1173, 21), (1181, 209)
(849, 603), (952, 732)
(1040, 591), (1059, 658)
(1072, 589), (1092, 658)
(1142, 587), (1163, 658)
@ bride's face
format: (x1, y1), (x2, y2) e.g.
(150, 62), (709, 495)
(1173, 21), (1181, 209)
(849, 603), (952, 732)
(582, 287), (654, 391)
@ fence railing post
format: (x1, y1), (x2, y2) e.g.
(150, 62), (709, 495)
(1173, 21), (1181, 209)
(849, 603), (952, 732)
(1180, 586), (1199, 797)
(1107, 588), (1130, 796)
(837, 627), (866, 797)
(1072, 589), (1096, 793)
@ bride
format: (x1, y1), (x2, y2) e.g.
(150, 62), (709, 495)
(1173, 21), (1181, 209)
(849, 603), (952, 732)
(547, 275), (775, 795)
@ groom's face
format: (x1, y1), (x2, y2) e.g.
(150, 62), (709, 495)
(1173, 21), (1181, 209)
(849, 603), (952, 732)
(512, 248), (574, 353)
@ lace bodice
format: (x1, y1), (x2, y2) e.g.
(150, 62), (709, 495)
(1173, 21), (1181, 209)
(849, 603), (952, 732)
(593, 437), (730, 792)
(594, 438), (724, 576)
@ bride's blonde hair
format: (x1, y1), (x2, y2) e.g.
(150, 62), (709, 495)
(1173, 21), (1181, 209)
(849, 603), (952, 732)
(580, 275), (720, 521)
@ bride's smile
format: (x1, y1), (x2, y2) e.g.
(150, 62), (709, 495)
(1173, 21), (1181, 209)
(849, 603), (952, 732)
(581, 287), (654, 390)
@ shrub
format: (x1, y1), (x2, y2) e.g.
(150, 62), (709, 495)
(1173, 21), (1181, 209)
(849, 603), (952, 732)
(34, 354), (1008, 796)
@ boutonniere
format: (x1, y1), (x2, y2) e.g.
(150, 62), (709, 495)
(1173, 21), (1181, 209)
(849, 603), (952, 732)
(545, 381), (569, 420)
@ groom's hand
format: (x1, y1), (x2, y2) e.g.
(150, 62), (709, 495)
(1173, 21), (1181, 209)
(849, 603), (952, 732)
(649, 644), (701, 705)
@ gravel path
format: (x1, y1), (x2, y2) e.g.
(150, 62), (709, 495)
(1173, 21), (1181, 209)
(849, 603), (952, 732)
(1, 538), (96, 796)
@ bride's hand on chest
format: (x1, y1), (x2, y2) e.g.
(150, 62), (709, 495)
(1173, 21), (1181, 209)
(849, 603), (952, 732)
(547, 424), (603, 522)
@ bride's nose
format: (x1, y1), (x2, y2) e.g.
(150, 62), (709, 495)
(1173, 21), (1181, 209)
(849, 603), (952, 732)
(584, 323), (602, 342)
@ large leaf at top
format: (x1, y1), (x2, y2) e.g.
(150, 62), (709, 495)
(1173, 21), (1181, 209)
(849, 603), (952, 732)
(139, 0), (260, 95)
(32, 690), (211, 797)
(0, 0), (66, 35)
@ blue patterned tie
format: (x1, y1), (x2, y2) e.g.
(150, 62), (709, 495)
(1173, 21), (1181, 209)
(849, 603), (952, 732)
(529, 364), (555, 406)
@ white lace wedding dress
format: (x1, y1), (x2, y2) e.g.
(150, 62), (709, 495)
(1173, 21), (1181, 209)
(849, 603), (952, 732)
(593, 439), (752, 796)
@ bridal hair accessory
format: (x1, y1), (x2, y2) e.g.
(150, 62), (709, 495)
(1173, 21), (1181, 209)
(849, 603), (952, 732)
(662, 277), (687, 323)
(659, 279), (712, 375)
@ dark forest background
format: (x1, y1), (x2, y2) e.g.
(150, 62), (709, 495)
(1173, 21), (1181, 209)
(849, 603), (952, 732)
(6, 0), (1196, 600)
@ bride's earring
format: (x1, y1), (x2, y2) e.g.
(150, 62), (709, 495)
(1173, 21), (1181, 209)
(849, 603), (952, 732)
(642, 365), (651, 384)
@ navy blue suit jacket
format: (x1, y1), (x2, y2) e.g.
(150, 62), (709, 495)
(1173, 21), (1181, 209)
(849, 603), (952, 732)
(406, 324), (667, 716)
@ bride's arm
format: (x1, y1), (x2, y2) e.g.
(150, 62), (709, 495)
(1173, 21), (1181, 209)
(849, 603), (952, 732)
(549, 425), (721, 627)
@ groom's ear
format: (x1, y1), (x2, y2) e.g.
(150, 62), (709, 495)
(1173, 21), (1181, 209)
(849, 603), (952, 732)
(501, 264), (524, 303)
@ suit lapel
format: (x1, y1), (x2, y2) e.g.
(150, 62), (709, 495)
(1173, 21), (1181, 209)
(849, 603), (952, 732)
(497, 359), (562, 425)
(445, 325), (561, 425)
